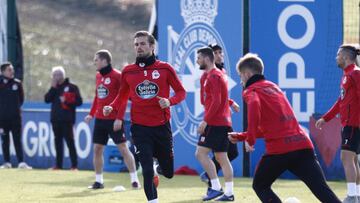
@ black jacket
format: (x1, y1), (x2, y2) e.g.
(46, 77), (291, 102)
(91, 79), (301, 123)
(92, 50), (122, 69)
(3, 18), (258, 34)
(0, 75), (24, 120)
(44, 78), (82, 124)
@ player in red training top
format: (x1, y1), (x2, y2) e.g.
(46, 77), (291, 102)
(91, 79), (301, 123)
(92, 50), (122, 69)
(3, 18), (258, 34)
(195, 47), (234, 201)
(316, 44), (360, 203)
(198, 44), (240, 189)
(84, 50), (139, 190)
(103, 31), (186, 203)
(229, 53), (340, 203)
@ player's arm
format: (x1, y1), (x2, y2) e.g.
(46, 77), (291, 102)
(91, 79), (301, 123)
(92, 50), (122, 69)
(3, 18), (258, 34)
(110, 74), (130, 121)
(316, 98), (340, 129)
(167, 65), (186, 105)
(44, 86), (58, 103)
(18, 81), (24, 106)
(244, 90), (262, 147)
(85, 89), (97, 124)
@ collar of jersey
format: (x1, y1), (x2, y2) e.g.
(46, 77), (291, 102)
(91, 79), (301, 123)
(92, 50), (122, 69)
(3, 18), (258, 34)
(99, 64), (112, 76)
(344, 63), (356, 74)
(135, 54), (156, 68)
(245, 74), (265, 88)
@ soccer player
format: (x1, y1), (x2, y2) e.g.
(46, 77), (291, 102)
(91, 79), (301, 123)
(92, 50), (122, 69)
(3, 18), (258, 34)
(0, 62), (31, 169)
(45, 66), (82, 170)
(229, 53), (341, 203)
(199, 44), (240, 187)
(84, 50), (140, 190)
(315, 44), (360, 203)
(103, 31), (186, 203)
(195, 47), (234, 201)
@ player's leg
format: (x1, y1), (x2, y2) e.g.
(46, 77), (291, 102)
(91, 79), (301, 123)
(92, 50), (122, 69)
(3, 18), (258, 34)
(131, 123), (158, 202)
(0, 121), (11, 168)
(252, 154), (286, 203)
(153, 122), (174, 179)
(288, 149), (341, 203)
(112, 122), (139, 188)
(52, 122), (64, 169)
(88, 119), (108, 189)
(11, 118), (31, 169)
(341, 126), (360, 201)
(62, 122), (78, 169)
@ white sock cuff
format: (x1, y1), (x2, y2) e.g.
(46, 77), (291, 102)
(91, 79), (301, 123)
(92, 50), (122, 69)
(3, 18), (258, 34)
(347, 182), (357, 196)
(148, 198), (158, 203)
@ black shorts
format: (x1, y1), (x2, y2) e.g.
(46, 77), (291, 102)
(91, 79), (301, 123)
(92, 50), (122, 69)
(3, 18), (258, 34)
(93, 119), (126, 145)
(130, 122), (173, 160)
(341, 126), (360, 154)
(197, 125), (232, 152)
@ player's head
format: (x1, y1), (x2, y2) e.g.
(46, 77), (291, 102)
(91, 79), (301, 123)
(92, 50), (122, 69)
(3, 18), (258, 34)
(209, 43), (224, 65)
(0, 62), (14, 79)
(336, 44), (360, 69)
(51, 66), (66, 84)
(236, 53), (264, 86)
(94, 49), (112, 71)
(134, 30), (156, 58)
(197, 47), (215, 70)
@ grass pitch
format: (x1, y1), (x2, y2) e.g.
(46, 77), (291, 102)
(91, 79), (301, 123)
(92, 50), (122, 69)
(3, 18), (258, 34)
(0, 169), (346, 203)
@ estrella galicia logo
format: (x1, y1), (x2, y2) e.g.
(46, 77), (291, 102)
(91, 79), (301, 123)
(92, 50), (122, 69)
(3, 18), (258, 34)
(168, 0), (236, 146)
(97, 84), (109, 99)
(136, 80), (159, 99)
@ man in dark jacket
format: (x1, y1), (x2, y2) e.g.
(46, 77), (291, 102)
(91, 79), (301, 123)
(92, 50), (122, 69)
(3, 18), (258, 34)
(0, 62), (31, 169)
(45, 66), (82, 170)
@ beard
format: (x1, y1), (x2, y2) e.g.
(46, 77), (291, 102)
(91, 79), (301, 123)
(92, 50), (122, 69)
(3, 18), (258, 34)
(199, 64), (207, 70)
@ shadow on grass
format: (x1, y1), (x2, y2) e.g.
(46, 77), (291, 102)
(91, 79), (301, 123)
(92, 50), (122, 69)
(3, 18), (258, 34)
(54, 189), (113, 198)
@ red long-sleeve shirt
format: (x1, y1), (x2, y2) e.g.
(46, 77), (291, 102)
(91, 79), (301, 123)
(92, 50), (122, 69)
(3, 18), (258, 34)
(202, 68), (232, 126)
(239, 76), (313, 155)
(89, 68), (121, 120)
(110, 60), (186, 126)
(200, 70), (234, 107)
(322, 64), (360, 127)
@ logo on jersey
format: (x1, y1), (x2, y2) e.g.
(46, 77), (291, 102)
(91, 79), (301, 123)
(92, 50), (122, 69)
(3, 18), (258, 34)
(152, 70), (160, 79)
(64, 86), (69, 92)
(104, 77), (111, 85)
(340, 87), (345, 100)
(136, 80), (159, 99)
(167, 0), (236, 146)
(97, 84), (109, 99)
(12, 84), (18, 91)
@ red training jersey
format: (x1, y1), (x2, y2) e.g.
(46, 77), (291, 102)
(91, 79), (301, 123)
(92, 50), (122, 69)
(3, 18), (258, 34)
(89, 68), (121, 120)
(110, 60), (186, 126)
(241, 76), (313, 155)
(202, 68), (232, 127)
(322, 64), (360, 127)
(200, 69), (234, 107)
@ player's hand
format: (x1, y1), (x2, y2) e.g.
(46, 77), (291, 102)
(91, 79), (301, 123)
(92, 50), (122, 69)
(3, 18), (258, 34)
(245, 141), (255, 152)
(228, 132), (239, 144)
(197, 121), (207, 135)
(84, 115), (93, 124)
(156, 96), (171, 109)
(231, 102), (240, 113)
(315, 118), (325, 130)
(113, 119), (123, 131)
(103, 105), (113, 116)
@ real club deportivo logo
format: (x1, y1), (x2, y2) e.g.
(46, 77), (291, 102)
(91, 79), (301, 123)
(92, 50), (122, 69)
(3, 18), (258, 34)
(136, 80), (159, 99)
(168, 0), (236, 146)
(97, 84), (109, 99)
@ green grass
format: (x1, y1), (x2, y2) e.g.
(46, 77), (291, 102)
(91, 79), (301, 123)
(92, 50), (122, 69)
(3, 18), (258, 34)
(0, 169), (347, 203)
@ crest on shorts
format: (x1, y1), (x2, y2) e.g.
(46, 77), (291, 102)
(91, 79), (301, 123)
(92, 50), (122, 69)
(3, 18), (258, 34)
(167, 0), (236, 146)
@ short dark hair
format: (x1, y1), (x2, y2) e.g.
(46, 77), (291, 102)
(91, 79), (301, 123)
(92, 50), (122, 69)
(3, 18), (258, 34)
(1, 62), (12, 73)
(208, 43), (222, 51)
(134, 30), (156, 45)
(340, 44), (360, 61)
(236, 53), (264, 74)
(95, 49), (112, 63)
(197, 47), (214, 62)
